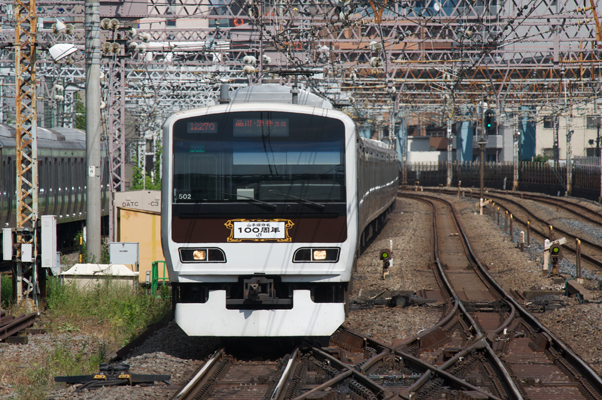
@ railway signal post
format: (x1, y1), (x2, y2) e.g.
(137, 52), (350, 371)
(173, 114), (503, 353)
(543, 238), (566, 277)
(380, 249), (392, 280)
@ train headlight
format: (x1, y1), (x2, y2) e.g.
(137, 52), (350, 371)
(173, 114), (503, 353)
(179, 248), (226, 263)
(193, 250), (206, 261)
(313, 250), (327, 260)
(293, 248), (340, 263)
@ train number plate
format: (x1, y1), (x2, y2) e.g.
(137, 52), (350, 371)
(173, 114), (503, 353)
(225, 219), (294, 242)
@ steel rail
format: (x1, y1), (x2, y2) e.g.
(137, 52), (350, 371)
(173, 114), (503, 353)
(426, 187), (602, 270)
(452, 196), (602, 399)
(171, 348), (226, 400)
(0, 312), (37, 341)
(494, 190), (602, 225)
(401, 193), (523, 400)
(331, 326), (502, 400)
(413, 190), (602, 399)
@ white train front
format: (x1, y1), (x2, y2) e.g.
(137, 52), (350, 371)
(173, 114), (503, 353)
(162, 86), (398, 337)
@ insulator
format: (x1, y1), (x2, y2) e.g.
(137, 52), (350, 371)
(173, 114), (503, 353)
(101, 18), (111, 30)
(110, 19), (120, 30)
(110, 42), (121, 54)
(243, 55), (257, 65)
(369, 56), (383, 67)
(243, 65), (256, 74)
(318, 45), (330, 54)
(369, 41), (382, 52)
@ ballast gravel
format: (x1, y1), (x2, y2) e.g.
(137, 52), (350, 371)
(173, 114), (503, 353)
(2, 190), (602, 399)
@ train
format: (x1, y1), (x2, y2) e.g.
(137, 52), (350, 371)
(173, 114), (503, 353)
(161, 85), (398, 337)
(0, 123), (109, 259)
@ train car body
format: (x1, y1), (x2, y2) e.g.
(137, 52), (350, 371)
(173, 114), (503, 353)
(0, 124), (109, 251)
(162, 85), (397, 337)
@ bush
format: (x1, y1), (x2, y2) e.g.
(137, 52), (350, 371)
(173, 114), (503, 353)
(46, 277), (170, 345)
(74, 232), (110, 264)
(1, 273), (13, 309)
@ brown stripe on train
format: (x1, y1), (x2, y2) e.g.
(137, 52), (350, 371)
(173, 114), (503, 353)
(172, 217), (347, 243)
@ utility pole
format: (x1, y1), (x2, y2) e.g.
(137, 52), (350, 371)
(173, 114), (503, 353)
(446, 117), (452, 187)
(513, 111), (519, 191)
(596, 110), (602, 203)
(566, 128), (573, 196)
(553, 114), (559, 170)
(401, 109), (408, 186)
(14, 0), (39, 306)
(85, 0), (102, 261)
(478, 101), (487, 199)
(566, 109), (573, 196)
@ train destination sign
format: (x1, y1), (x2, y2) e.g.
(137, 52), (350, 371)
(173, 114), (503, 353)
(187, 121), (218, 134)
(233, 118), (289, 137)
(225, 219), (294, 242)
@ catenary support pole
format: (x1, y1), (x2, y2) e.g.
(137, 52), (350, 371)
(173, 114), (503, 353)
(85, 0), (102, 261)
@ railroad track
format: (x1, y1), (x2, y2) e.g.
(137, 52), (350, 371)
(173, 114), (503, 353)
(400, 192), (602, 399)
(0, 311), (37, 342)
(498, 191), (602, 226)
(423, 187), (602, 272)
(171, 328), (505, 400)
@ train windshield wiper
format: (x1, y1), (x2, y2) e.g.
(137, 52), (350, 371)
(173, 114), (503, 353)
(219, 191), (277, 210)
(268, 190), (325, 210)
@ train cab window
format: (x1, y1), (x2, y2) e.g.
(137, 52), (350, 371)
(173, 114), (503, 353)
(172, 111), (346, 206)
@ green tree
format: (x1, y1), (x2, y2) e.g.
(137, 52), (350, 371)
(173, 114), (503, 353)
(533, 154), (549, 163)
(75, 92), (86, 130)
(131, 139), (162, 190)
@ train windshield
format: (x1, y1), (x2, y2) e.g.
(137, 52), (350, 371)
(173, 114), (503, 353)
(172, 111), (346, 204)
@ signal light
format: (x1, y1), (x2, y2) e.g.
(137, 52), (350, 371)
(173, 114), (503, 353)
(484, 109), (496, 135)
(380, 249), (392, 279)
(550, 246), (561, 263)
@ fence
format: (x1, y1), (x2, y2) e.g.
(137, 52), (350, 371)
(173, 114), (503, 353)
(404, 161), (601, 201)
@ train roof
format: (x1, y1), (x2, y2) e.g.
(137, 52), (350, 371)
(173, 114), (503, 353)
(229, 84), (333, 109)
(0, 123), (85, 142)
(0, 123), (86, 150)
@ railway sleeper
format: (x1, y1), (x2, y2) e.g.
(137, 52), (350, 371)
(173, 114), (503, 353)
(548, 352), (602, 400)
(330, 329), (365, 353)
(463, 301), (505, 313)
(528, 332), (551, 352)
(419, 327), (451, 351)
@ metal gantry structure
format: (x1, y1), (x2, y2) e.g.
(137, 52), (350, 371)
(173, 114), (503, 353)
(0, 0), (601, 302)
(13, 0), (38, 305)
